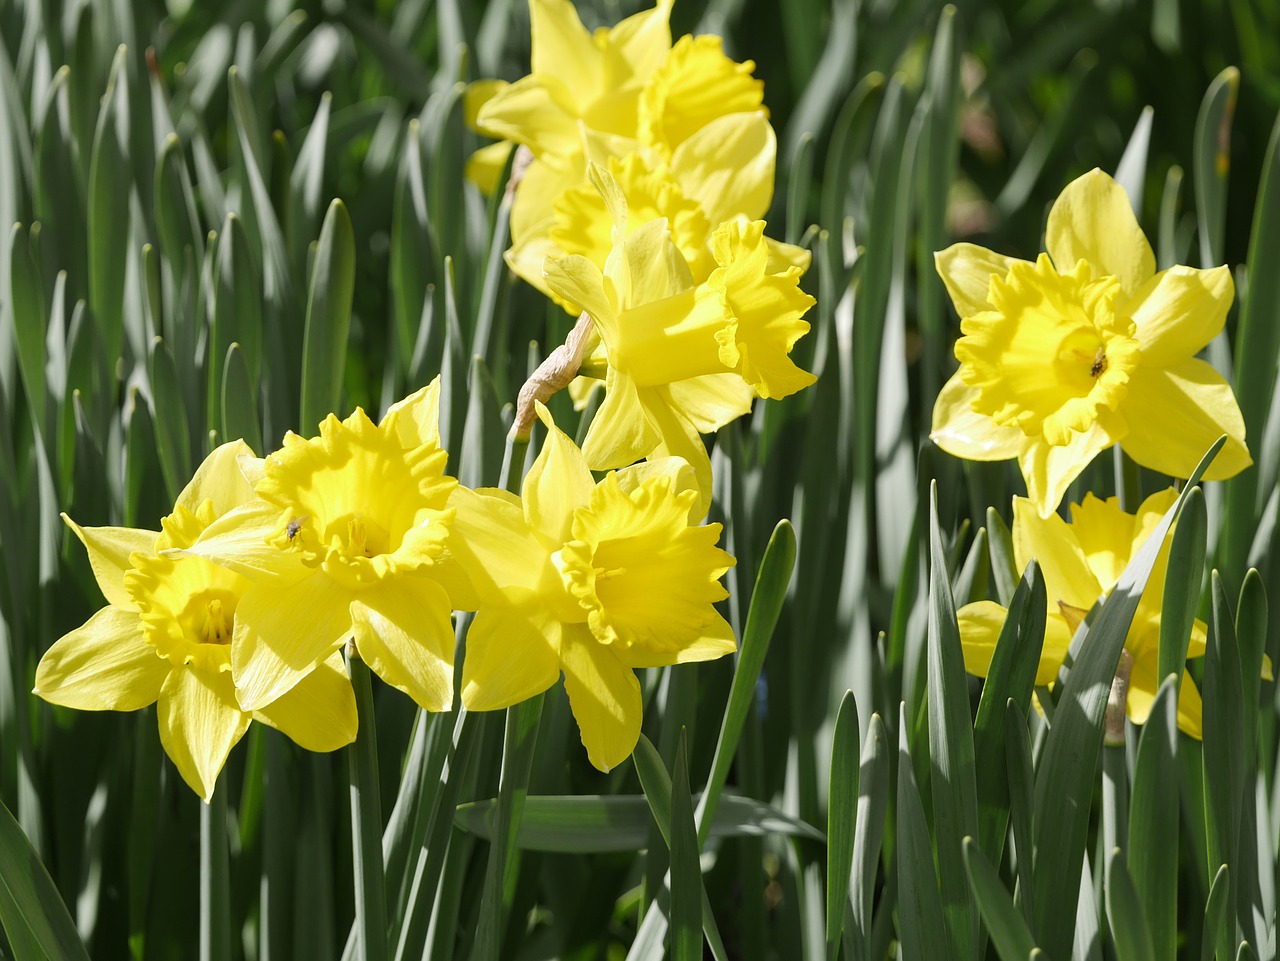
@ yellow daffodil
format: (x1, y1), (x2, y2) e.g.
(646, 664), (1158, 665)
(543, 165), (815, 512)
(181, 382), (465, 714)
(436, 404), (735, 772)
(931, 168), (1250, 517)
(33, 442), (357, 801)
(957, 489), (1265, 739)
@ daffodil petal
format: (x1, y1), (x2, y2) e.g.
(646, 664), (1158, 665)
(543, 255), (617, 336)
(620, 217), (694, 307)
(1186, 617), (1208, 660)
(1127, 265), (1233, 366)
(477, 75), (580, 156)
(955, 600), (1070, 686)
(603, 0), (674, 82)
(560, 624), (642, 773)
(180, 501), (307, 583)
(1045, 168), (1155, 297)
(33, 607), (167, 710)
(252, 652), (357, 752)
(527, 404), (597, 545)
(232, 571), (354, 711)
(638, 388), (714, 519)
(615, 456), (701, 523)
(529, 0), (600, 95)
(1066, 492), (1143, 592)
(464, 79), (510, 132)
(581, 368), (660, 471)
(63, 516), (157, 609)
(934, 244), (1021, 319)
(1012, 496), (1105, 610)
(929, 371), (1024, 462)
(461, 587), (562, 711)
(381, 378), (442, 450)
(670, 111), (774, 227)
(1125, 650), (1203, 739)
(349, 576), (455, 712)
(176, 439), (257, 517)
(613, 609), (736, 669)
(1017, 421), (1118, 519)
(432, 486), (543, 610)
(1118, 360), (1251, 481)
(466, 142), (516, 195)
(158, 665), (251, 802)
(657, 373), (754, 434)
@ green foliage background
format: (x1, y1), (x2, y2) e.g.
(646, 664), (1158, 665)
(0, 0), (1279, 959)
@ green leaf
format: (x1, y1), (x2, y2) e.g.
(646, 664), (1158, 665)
(826, 690), (859, 960)
(926, 485), (979, 961)
(986, 506), (1019, 605)
(1107, 849), (1155, 961)
(668, 735), (701, 961)
(147, 336), (192, 503)
(1158, 486), (1206, 685)
(10, 223), (47, 434)
(299, 199), (355, 429)
(961, 838), (1036, 961)
(896, 704), (949, 961)
(0, 795), (91, 961)
(1193, 67), (1238, 268)
(696, 519), (796, 842)
(1128, 674), (1179, 961)
(1201, 866), (1230, 961)
(973, 559), (1046, 862)
(87, 45), (131, 368)
(1004, 701), (1035, 932)
(210, 213), (262, 433)
(1031, 442), (1222, 959)
(849, 713), (888, 961)
(221, 343), (262, 454)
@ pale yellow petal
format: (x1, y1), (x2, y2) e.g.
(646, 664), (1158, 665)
(1066, 492), (1141, 591)
(934, 244), (1021, 319)
(1017, 420), (1119, 519)
(619, 216), (693, 308)
(461, 587), (562, 711)
(527, 404), (596, 546)
(1126, 265), (1233, 367)
(477, 75), (580, 156)
(1045, 168), (1155, 296)
(63, 515), (157, 610)
(638, 388), (714, 519)
(466, 142), (516, 196)
(929, 371), (1024, 462)
(381, 378), (442, 450)
(560, 624), (642, 773)
(180, 501), (307, 583)
(615, 456), (701, 523)
(176, 440), (258, 518)
(158, 665), (251, 802)
(1125, 648), (1202, 739)
(581, 368), (660, 471)
(955, 600), (1069, 687)
(543, 255), (618, 339)
(33, 607), (167, 711)
(529, 0), (600, 98)
(252, 652), (357, 752)
(1118, 360), (1251, 481)
(464, 79), (510, 132)
(232, 572), (354, 711)
(1012, 497), (1104, 611)
(670, 111), (774, 226)
(603, 0), (674, 84)
(665, 373), (754, 433)
(349, 576), (455, 712)
(612, 609), (736, 669)
(432, 486), (544, 610)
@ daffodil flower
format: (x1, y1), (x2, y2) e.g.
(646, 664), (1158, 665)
(543, 165), (815, 512)
(958, 489), (1270, 738)
(435, 404), (735, 772)
(181, 382), (465, 714)
(32, 442), (357, 801)
(932, 168), (1250, 517)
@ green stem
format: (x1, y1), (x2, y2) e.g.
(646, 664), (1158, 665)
(199, 777), (230, 961)
(349, 653), (389, 961)
(499, 432), (529, 493)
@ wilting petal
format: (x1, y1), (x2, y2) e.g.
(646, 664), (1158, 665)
(1012, 497), (1105, 610)
(158, 665), (251, 802)
(63, 516), (157, 610)
(929, 372), (1024, 462)
(1127, 265), (1233, 366)
(461, 587), (563, 711)
(33, 607), (167, 710)
(350, 576), (455, 712)
(176, 440), (257, 518)
(1045, 168), (1155, 297)
(233, 571), (354, 711)
(1017, 420), (1118, 520)
(1118, 360), (1251, 481)
(560, 624), (643, 773)
(955, 600), (1071, 687)
(934, 244), (1021, 319)
(253, 652), (357, 752)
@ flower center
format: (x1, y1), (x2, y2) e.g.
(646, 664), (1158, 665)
(201, 598), (232, 645)
(954, 253), (1140, 446)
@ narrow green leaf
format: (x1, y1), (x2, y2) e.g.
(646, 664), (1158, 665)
(1236, 569), (1266, 765)
(1128, 674), (1179, 961)
(961, 838), (1036, 961)
(1201, 866), (1230, 961)
(896, 704), (949, 961)
(668, 736), (701, 961)
(973, 560), (1046, 861)
(1107, 849), (1155, 961)
(1194, 67), (1238, 268)
(926, 485), (979, 961)
(10, 223), (47, 432)
(221, 344), (262, 454)
(1159, 486), (1206, 685)
(850, 714), (889, 961)
(147, 336), (192, 502)
(87, 45), (131, 368)
(696, 519), (796, 842)
(826, 690), (859, 960)
(0, 795), (91, 961)
(210, 213), (261, 432)
(154, 133), (203, 268)
(1003, 701), (1035, 932)
(299, 199), (355, 429)
(986, 506), (1018, 605)
(1031, 442), (1222, 959)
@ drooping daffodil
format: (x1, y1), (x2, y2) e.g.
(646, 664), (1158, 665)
(33, 442), (357, 801)
(181, 381), (468, 714)
(958, 489), (1270, 738)
(544, 164), (816, 513)
(931, 168), (1250, 517)
(435, 404), (735, 772)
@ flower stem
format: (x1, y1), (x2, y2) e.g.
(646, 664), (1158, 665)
(199, 778), (231, 961)
(348, 652), (389, 961)
(499, 432), (530, 493)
